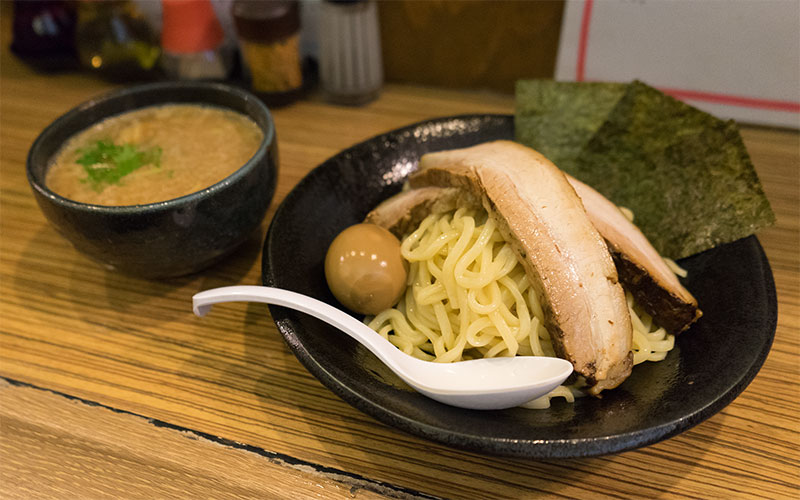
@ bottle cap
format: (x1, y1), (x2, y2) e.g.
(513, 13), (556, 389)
(232, 0), (299, 44)
(161, 0), (224, 53)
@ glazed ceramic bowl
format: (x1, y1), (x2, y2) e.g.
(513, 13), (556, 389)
(262, 114), (776, 458)
(27, 81), (277, 279)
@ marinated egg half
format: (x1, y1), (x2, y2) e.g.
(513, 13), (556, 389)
(324, 223), (408, 315)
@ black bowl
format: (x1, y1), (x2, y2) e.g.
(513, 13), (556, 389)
(27, 81), (277, 278)
(263, 114), (777, 458)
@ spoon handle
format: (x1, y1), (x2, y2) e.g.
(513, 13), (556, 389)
(192, 285), (409, 373)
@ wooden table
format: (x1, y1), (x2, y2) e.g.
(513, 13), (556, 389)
(2, 30), (798, 500)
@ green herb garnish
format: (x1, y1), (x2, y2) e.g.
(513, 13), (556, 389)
(75, 140), (162, 191)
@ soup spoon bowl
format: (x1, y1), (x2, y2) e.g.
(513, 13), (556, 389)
(192, 285), (574, 410)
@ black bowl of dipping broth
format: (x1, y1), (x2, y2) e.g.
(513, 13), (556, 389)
(27, 81), (277, 278)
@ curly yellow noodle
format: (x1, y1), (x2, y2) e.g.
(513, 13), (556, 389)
(467, 285), (499, 315)
(366, 208), (677, 408)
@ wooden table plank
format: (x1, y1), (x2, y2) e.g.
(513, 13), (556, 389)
(1, 14), (798, 498)
(0, 380), (414, 500)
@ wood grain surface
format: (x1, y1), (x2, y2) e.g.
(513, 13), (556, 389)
(1, 16), (799, 500)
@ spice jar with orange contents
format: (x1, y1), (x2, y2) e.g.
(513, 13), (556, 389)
(231, 0), (303, 107)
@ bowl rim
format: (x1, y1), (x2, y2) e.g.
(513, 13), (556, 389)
(26, 80), (275, 213)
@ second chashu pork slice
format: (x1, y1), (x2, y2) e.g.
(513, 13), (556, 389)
(411, 140), (633, 394)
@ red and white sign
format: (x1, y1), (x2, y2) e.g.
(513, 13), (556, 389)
(555, 0), (800, 128)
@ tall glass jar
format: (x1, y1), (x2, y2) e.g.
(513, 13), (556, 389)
(232, 0), (303, 107)
(75, 0), (161, 81)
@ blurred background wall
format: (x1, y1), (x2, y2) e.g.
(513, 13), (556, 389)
(6, 0), (797, 127)
(378, 1), (565, 93)
(376, 0), (798, 128)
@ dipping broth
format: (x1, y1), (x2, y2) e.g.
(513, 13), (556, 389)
(46, 104), (263, 205)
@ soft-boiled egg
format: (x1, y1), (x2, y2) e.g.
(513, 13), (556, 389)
(324, 223), (408, 315)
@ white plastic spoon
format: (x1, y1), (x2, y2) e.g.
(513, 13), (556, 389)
(192, 285), (573, 410)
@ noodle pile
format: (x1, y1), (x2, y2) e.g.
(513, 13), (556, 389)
(366, 208), (675, 408)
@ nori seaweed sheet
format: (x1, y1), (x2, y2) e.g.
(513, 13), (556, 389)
(515, 80), (626, 170)
(515, 79), (775, 259)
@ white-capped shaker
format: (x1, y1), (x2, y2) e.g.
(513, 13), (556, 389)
(319, 0), (383, 105)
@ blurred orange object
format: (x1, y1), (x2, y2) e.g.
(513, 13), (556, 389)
(160, 0), (232, 80)
(161, 0), (224, 54)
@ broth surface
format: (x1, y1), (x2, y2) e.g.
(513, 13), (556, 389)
(46, 104), (263, 205)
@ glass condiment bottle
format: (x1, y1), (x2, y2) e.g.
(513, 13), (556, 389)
(11, 0), (80, 72)
(160, 0), (233, 80)
(74, 0), (161, 81)
(232, 0), (303, 107)
(319, 0), (382, 105)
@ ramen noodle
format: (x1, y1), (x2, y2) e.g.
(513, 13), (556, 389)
(366, 207), (676, 408)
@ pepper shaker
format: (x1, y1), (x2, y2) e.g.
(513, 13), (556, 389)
(319, 0), (383, 105)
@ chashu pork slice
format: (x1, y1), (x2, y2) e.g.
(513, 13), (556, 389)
(567, 176), (702, 334)
(365, 186), (469, 238)
(368, 183), (701, 335)
(410, 140), (633, 394)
